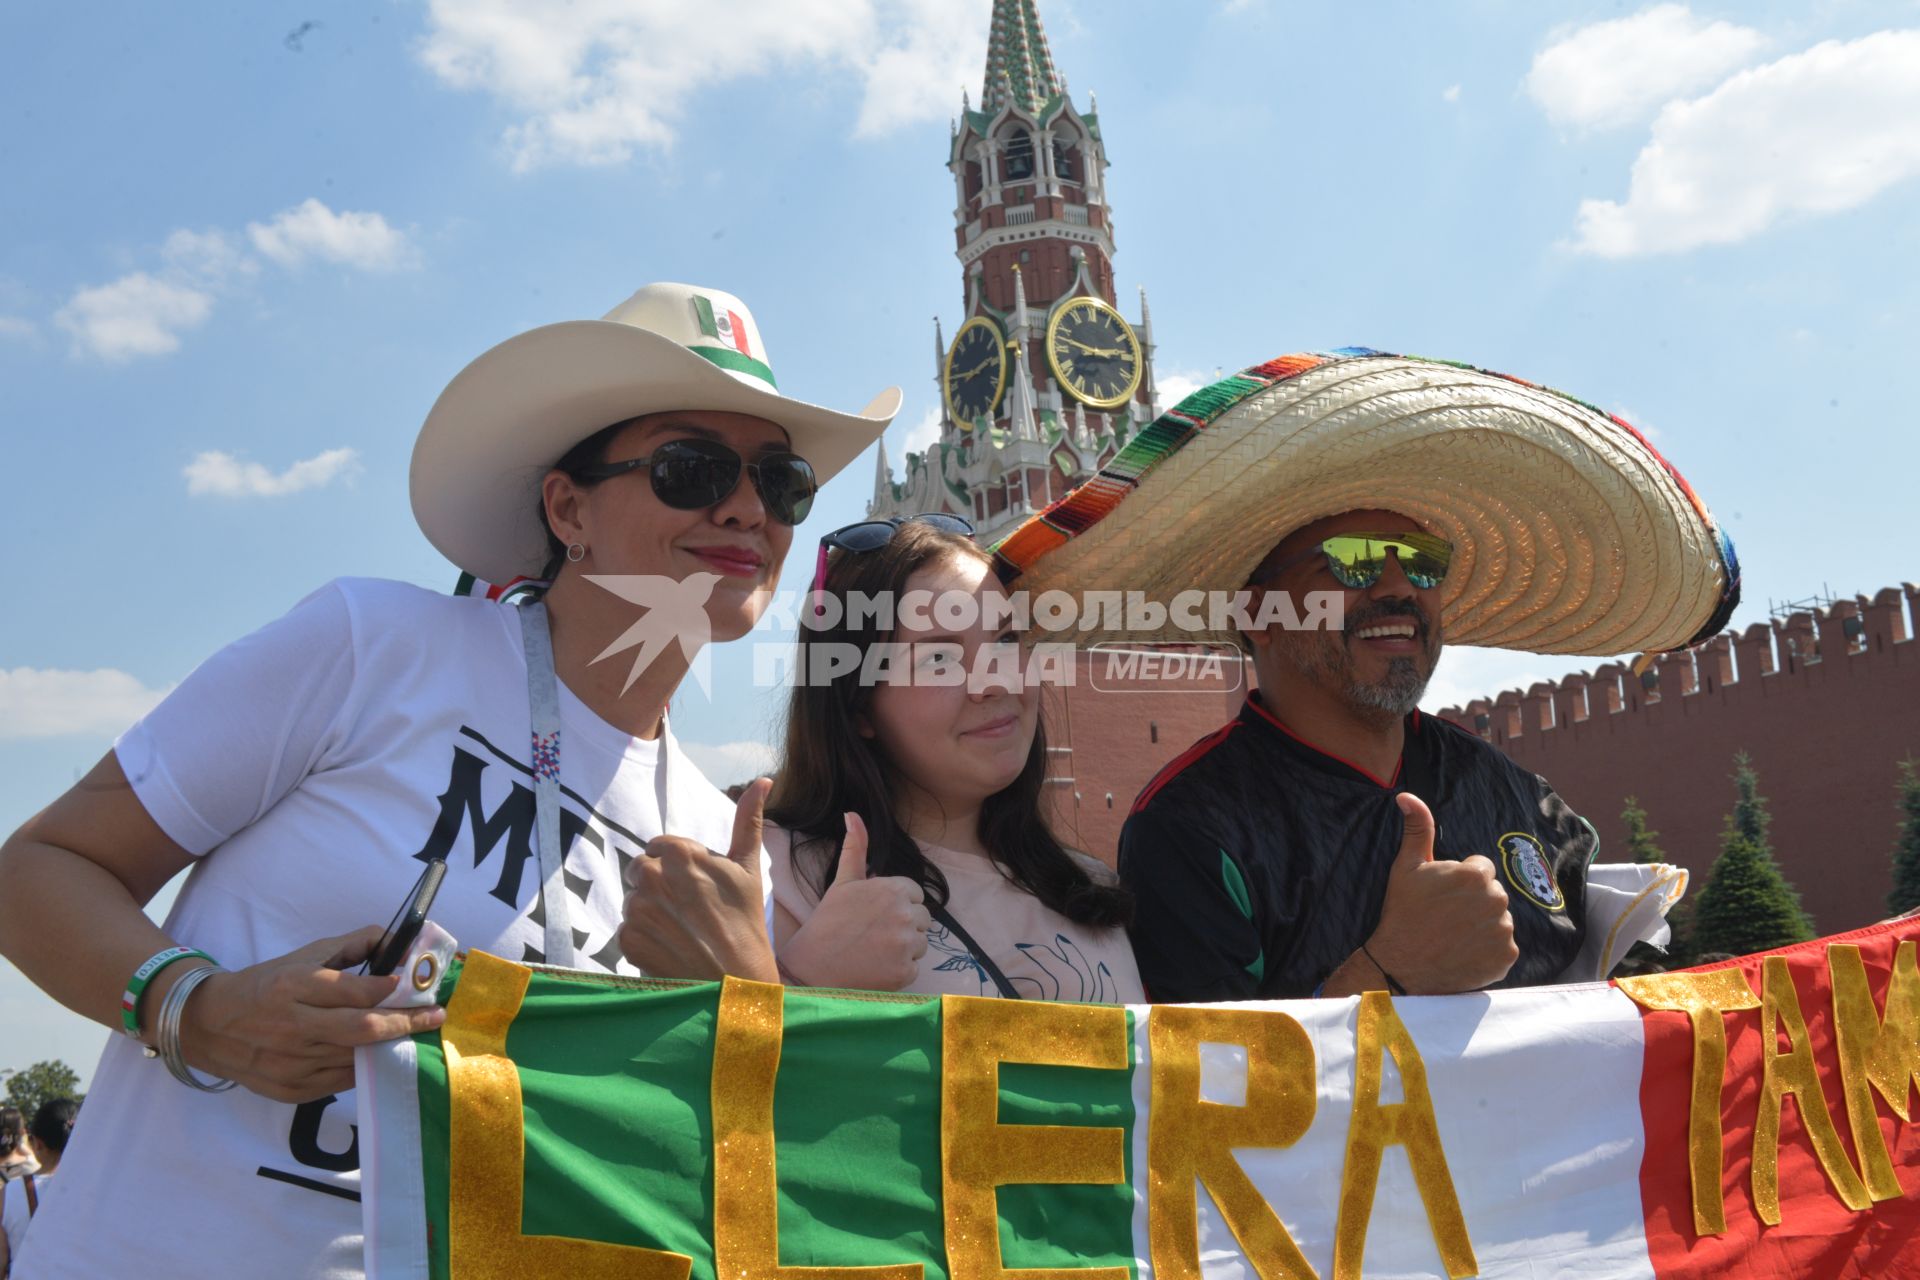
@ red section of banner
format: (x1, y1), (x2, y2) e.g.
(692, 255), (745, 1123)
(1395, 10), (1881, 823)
(1634, 916), (1920, 1278)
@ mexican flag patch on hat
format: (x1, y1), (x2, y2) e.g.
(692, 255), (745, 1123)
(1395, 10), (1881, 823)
(693, 294), (752, 356)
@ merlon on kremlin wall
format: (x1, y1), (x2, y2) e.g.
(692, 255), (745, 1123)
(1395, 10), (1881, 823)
(1037, 585), (1918, 941)
(1435, 584), (1920, 935)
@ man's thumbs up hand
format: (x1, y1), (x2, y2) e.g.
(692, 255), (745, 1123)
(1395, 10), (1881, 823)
(1364, 793), (1518, 995)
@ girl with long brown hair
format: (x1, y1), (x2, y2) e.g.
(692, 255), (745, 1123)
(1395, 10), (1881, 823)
(763, 516), (1140, 1002)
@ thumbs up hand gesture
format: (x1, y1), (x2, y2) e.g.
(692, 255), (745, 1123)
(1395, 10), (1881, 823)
(618, 777), (779, 982)
(778, 813), (934, 992)
(1362, 793), (1518, 995)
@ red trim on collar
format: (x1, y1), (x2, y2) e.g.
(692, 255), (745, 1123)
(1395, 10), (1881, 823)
(1244, 694), (1404, 789)
(1130, 719), (1242, 816)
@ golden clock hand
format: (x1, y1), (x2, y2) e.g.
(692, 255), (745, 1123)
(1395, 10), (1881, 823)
(1060, 336), (1131, 358)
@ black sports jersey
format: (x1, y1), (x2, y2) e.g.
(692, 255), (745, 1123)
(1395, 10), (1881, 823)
(1118, 692), (1593, 1002)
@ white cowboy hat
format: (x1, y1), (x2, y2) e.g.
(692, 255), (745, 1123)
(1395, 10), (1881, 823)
(991, 349), (1740, 657)
(412, 282), (901, 584)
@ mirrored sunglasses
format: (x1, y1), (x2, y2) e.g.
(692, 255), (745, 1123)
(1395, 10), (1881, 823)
(1257, 531), (1454, 591)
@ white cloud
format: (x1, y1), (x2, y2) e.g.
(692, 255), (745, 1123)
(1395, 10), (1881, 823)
(1154, 368), (1214, 410)
(418, 0), (989, 170)
(1442, 84), (1461, 103)
(1611, 405), (1662, 442)
(679, 738), (777, 788)
(51, 199), (411, 362)
(1418, 647), (1597, 720)
(853, 0), (992, 139)
(0, 667), (172, 740)
(247, 199), (413, 271)
(161, 227), (257, 288)
(895, 405), (942, 457)
(184, 447), (362, 498)
(54, 272), (215, 361)
(1571, 30), (1920, 257)
(1526, 5), (1766, 131)
(0, 315), (35, 341)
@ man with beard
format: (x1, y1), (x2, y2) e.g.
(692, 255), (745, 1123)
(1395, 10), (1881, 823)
(1115, 507), (1592, 1001)
(991, 351), (1739, 1004)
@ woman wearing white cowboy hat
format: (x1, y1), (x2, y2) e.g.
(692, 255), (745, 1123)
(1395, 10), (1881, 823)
(0, 283), (897, 1280)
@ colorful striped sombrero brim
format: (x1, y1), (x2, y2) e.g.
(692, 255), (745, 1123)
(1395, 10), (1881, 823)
(991, 350), (1740, 656)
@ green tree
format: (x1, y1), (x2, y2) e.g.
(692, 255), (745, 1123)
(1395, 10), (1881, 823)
(1890, 757), (1920, 916)
(3, 1059), (82, 1121)
(1621, 796), (1666, 865)
(1689, 754), (1815, 958)
(1729, 751), (1771, 848)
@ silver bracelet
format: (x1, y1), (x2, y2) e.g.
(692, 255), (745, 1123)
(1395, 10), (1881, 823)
(155, 963), (237, 1093)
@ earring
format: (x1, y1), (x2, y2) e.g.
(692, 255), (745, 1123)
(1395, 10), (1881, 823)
(567, 542), (586, 563)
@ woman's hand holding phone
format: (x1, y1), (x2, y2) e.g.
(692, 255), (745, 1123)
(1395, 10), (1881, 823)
(177, 925), (448, 1103)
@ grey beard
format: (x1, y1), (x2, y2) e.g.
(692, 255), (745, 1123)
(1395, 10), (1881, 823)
(1345, 654), (1433, 718)
(1281, 632), (1439, 722)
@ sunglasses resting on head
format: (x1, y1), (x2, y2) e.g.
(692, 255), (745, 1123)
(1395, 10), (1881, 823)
(1253, 532), (1454, 591)
(809, 513), (977, 612)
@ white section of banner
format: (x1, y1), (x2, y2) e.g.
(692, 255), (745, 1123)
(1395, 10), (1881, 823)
(1129, 985), (1658, 1280)
(357, 922), (456, 1280)
(357, 1036), (429, 1280)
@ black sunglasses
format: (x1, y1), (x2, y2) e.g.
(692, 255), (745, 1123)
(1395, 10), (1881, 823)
(810, 513), (975, 600)
(574, 437), (817, 526)
(821, 512), (975, 554)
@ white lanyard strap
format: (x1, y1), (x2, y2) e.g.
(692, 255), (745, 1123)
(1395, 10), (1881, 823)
(520, 601), (574, 968)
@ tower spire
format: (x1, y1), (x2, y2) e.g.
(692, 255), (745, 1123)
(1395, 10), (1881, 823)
(1007, 266), (1038, 441)
(1138, 285), (1158, 412)
(982, 0), (1061, 116)
(932, 315), (950, 435)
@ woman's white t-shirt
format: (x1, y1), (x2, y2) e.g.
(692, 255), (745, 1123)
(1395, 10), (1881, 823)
(767, 824), (1144, 1003)
(15, 578), (745, 1280)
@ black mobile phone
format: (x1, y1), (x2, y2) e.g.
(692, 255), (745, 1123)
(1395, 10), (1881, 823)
(363, 859), (448, 976)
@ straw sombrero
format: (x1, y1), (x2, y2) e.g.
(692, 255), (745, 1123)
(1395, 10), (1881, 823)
(413, 282), (901, 585)
(991, 349), (1739, 656)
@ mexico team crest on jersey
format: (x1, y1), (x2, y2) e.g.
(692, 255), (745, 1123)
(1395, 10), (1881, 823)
(1499, 832), (1565, 911)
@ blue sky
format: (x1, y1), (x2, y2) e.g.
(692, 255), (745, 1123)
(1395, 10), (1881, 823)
(4, 0), (1918, 1083)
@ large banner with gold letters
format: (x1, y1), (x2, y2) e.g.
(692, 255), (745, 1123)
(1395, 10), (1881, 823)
(356, 918), (1920, 1279)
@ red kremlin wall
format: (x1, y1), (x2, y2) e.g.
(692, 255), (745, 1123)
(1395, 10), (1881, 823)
(1437, 585), (1920, 935)
(1040, 649), (1246, 863)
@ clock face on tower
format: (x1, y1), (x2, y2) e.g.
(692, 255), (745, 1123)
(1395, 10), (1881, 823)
(1045, 296), (1142, 410)
(943, 316), (1008, 430)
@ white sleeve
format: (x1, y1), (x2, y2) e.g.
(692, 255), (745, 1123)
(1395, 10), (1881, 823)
(113, 581), (359, 856)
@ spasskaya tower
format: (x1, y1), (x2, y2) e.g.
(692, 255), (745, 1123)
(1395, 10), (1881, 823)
(869, 0), (1159, 541)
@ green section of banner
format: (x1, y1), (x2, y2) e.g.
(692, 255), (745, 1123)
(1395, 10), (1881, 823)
(772, 991), (947, 1268)
(512, 978), (721, 1267)
(773, 992), (1137, 1276)
(415, 963), (1139, 1278)
(996, 1039), (1138, 1276)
